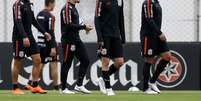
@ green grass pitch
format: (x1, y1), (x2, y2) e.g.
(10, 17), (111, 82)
(1, 91), (201, 101)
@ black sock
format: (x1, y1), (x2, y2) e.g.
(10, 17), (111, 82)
(108, 64), (118, 76)
(77, 76), (84, 87)
(150, 59), (169, 83)
(143, 62), (152, 91)
(61, 62), (71, 90)
(32, 81), (38, 87)
(76, 60), (89, 86)
(102, 71), (111, 89)
(13, 83), (19, 90)
(54, 85), (59, 90)
(28, 80), (32, 85)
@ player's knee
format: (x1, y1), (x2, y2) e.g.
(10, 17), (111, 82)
(114, 59), (124, 68)
(33, 57), (41, 65)
(145, 57), (153, 64)
(161, 53), (171, 61)
(102, 58), (110, 67)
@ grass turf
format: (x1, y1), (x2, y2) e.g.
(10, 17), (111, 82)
(1, 91), (201, 101)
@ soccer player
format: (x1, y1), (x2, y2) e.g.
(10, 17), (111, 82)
(12, 0), (51, 94)
(60, 0), (93, 94)
(25, 0), (59, 91)
(95, 0), (126, 96)
(140, 0), (172, 94)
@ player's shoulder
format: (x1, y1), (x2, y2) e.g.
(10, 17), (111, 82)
(61, 5), (66, 11)
(13, 0), (24, 7)
(37, 10), (50, 19)
(143, 0), (154, 5)
(61, 4), (73, 12)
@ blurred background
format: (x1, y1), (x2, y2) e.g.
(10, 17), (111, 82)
(0, 0), (200, 43)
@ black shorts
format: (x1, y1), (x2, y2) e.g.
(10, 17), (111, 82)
(39, 46), (58, 64)
(61, 41), (89, 64)
(12, 39), (39, 59)
(141, 36), (169, 57)
(100, 37), (123, 59)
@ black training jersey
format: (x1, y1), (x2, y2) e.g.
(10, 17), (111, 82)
(12, 0), (45, 41)
(95, 0), (125, 42)
(140, 0), (162, 37)
(60, 2), (86, 43)
(37, 9), (56, 48)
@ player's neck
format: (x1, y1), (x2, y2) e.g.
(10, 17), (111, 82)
(22, 0), (29, 2)
(44, 7), (51, 12)
(155, 0), (159, 2)
(68, 2), (76, 6)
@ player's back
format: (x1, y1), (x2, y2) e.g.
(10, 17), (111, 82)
(140, 0), (162, 37)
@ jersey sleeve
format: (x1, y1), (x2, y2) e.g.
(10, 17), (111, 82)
(118, 0), (126, 44)
(13, 1), (27, 38)
(95, 0), (103, 42)
(143, 0), (162, 35)
(48, 16), (56, 48)
(62, 3), (86, 31)
(32, 11), (46, 34)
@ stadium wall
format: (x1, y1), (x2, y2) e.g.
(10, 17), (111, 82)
(0, 43), (200, 90)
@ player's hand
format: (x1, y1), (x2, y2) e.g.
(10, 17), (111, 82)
(159, 33), (167, 42)
(44, 32), (52, 41)
(23, 37), (30, 48)
(50, 48), (56, 57)
(122, 39), (126, 44)
(98, 42), (104, 49)
(85, 25), (93, 34)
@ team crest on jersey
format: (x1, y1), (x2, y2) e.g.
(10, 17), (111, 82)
(151, 50), (187, 88)
(70, 45), (76, 51)
(19, 51), (25, 58)
(101, 48), (107, 55)
(148, 49), (153, 55)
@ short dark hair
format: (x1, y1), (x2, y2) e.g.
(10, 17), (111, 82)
(45, 0), (55, 6)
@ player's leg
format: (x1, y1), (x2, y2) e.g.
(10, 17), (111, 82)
(12, 40), (25, 94)
(101, 57), (112, 94)
(30, 53), (47, 94)
(108, 37), (124, 76)
(150, 52), (171, 84)
(25, 40), (47, 94)
(149, 39), (171, 93)
(98, 37), (113, 95)
(12, 58), (24, 94)
(102, 37), (124, 96)
(50, 61), (59, 90)
(143, 57), (159, 94)
(25, 47), (45, 90)
(149, 52), (171, 93)
(142, 57), (152, 91)
(31, 54), (41, 85)
(141, 36), (158, 94)
(74, 41), (91, 94)
(108, 58), (124, 75)
(60, 43), (75, 94)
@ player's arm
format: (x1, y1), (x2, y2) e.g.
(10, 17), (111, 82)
(49, 16), (57, 56)
(118, 0), (126, 44)
(95, 0), (103, 43)
(48, 16), (57, 48)
(13, 3), (27, 38)
(144, 0), (162, 36)
(32, 11), (51, 41)
(32, 11), (46, 34)
(62, 7), (86, 30)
